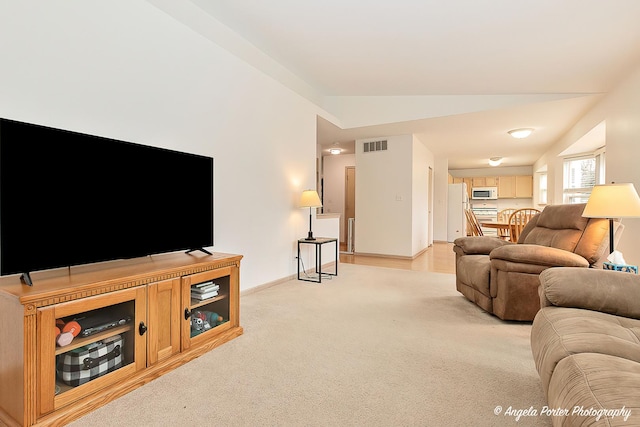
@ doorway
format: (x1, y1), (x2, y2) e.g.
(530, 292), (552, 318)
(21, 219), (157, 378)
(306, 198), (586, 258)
(345, 166), (355, 253)
(428, 166), (433, 246)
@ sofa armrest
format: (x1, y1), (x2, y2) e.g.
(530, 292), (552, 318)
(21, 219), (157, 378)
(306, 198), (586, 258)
(489, 244), (589, 268)
(453, 236), (511, 255)
(539, 267), (640, 318)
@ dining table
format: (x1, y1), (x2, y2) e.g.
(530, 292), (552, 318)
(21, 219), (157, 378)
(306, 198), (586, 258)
(480, 222), (510, 232)
(480, 222), (512, 241)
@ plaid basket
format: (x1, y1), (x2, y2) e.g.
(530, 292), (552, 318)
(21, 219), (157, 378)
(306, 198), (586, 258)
(57, 335), (124, 386)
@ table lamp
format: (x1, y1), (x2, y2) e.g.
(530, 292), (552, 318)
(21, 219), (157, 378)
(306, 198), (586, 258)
(582, 182), (640, 253)
(300, 189), (322, 240)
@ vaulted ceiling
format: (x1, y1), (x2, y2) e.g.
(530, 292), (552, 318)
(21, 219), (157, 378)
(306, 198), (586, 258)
(174, 1), (640, 168)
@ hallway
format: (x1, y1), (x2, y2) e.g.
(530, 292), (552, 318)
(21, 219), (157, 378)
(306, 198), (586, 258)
(339, 242), (455, 274)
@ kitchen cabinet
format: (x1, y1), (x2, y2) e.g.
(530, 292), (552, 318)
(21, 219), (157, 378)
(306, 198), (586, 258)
(497, 175), (533, 198)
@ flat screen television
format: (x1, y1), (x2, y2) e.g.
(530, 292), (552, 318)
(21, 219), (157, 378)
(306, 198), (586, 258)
(0, 117), (214, 285)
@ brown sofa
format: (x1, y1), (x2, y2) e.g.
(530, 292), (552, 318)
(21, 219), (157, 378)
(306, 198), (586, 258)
(531, 267), (640, 426)
(453, 203), (617, 321)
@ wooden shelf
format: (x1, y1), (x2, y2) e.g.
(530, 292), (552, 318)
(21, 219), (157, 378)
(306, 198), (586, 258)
(190, 293), (226, 309)
(54, 324), (132, 356)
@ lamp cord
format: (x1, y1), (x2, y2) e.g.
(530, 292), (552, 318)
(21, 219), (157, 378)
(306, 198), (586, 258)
(298, 256), (333, 281)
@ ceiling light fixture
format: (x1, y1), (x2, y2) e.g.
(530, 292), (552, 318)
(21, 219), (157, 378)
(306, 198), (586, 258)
(329, 148), (341, 155)
(508, 128), (533, 139)
(488, 157), (503, 167)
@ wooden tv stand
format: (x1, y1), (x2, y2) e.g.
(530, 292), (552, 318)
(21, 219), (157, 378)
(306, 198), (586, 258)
(0, 251), (243, 427)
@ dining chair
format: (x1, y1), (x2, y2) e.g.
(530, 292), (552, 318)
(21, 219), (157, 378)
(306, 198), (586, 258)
(508, 208), (541, 242)
(497, 208), (517, 240)
(465, 209), (484, 236)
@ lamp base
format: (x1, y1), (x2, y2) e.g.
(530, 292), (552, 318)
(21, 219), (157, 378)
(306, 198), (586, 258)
(305, 211), (316, 240)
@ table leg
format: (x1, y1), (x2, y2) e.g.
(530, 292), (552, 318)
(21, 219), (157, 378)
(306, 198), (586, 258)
(297, 241), (301, 280)
(317, 242), (322, 283)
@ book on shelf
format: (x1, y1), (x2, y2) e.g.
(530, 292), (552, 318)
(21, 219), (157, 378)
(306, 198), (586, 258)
(191, 290), (219, 300)
(191, 283), (220, 294)
(194, 281), (214, 288)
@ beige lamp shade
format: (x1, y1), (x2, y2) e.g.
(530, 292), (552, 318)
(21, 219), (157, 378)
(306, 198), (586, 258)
(582, 183), (640, 218)
(300, 189), (322, 240)
(299, 190), (322, 208)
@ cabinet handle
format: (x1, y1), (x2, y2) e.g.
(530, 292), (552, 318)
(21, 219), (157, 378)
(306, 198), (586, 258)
(138, 321), (148, 335)
(184, 308), (191, 320)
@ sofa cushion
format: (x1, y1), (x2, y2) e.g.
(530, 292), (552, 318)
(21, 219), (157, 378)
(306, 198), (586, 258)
(574, 218), (611, 266)
(453, 236), (510, 255)
(548, 353), (640, 426)
(540, 267), (640, 318)
(531, 306), (640, 394)
(522, 203), (587, 252)
(490, 245), (589, 268)
(519, 203), (613, 266)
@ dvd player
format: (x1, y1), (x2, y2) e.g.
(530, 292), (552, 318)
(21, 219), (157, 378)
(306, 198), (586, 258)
(73, 308), (133, 338)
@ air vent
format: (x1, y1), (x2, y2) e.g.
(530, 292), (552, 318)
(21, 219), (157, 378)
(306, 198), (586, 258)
(363, 140), (388, 153)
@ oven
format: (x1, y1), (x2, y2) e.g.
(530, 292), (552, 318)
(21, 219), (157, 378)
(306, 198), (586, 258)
(471, 203), (498, 236)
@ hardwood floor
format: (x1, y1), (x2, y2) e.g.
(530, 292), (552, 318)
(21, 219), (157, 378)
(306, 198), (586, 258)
(339, 242), (456, 274)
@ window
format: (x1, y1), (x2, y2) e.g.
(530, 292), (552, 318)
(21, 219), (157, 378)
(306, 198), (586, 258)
(538, 173), (547, 205)
(562, 149), (605, 204)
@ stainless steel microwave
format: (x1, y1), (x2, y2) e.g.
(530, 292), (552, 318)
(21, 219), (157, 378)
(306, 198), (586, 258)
(471, 186), (498, 200)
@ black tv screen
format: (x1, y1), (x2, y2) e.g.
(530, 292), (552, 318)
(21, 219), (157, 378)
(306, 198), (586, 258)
(0, 118), (213, 278)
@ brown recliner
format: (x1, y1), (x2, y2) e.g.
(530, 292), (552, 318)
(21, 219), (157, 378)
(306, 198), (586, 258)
(453, 203), (621, 321)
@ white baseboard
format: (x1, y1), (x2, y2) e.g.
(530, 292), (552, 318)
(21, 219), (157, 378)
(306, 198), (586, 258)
(241, 262), (337, 296)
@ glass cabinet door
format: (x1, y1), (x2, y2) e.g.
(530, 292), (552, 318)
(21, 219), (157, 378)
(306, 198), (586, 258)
(37, 286), (146, 416)
(181, 266), (238, 350)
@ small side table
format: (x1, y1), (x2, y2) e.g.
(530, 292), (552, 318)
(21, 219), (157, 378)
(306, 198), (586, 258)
(297, 237), (338, 283)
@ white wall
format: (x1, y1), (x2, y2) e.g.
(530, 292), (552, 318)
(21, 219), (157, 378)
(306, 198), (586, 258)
(412, 136), (433, 252)
(0, 2), (323, 291)
(354, 135), (433, 257)
(605, 66), (640, 264)
(355, 135), (413, 256)
(535, 61), (640, 265)
(433, 158), (450, 242)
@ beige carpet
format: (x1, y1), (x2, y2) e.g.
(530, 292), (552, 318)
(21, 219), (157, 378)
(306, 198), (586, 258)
(69, 263), (550, 426)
